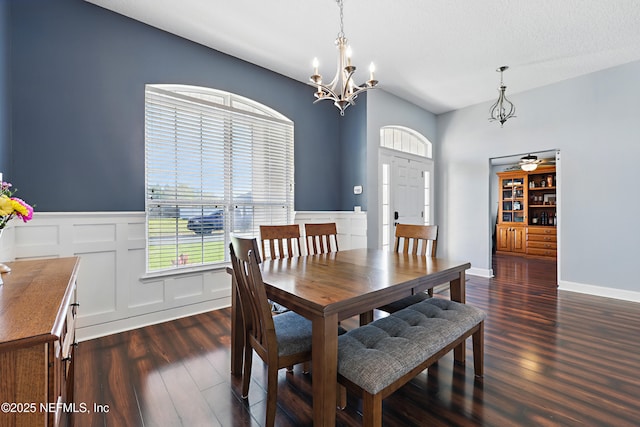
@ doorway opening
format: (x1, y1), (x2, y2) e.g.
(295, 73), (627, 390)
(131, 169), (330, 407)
(489, 150), (560, 283)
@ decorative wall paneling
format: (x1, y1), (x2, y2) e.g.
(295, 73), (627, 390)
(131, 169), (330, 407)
(1, 211), (368, 341)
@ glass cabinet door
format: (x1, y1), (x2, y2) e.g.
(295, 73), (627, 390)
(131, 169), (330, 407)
(501, 177), (525, 223)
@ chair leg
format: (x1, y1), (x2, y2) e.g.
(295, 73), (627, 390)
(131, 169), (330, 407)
(241, 343), (253, 398)
(265, 365), (279, 427)
(337, 384), (347, 410)
(360, 310), (374, 325)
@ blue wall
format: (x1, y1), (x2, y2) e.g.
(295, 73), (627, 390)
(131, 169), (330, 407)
(339, 94), (367, 210)
(5, 0), (355, 212)
(0, 0), (9, 176)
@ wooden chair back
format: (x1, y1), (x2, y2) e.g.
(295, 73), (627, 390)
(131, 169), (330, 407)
(304, 222), (339, 255)
(260, 224), (302, 259)
(394, 224), (438, 256)
(229, 237), (276, 362)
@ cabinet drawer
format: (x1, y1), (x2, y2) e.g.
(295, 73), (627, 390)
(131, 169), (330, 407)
(527, 227), (556, 236)
(527, 247), (557, 257)
(527, 233), (557, 243)
(527, 241), (557, 250)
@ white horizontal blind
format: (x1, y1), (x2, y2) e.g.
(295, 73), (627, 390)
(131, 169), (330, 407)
(145, 85), (294, 272)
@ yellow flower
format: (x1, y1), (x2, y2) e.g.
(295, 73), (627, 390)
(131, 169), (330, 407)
(11, 199), (28, 216)
(0, 195), (14, 216)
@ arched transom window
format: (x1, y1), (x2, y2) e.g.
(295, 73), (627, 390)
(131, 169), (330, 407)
(380, 125), (432, 158)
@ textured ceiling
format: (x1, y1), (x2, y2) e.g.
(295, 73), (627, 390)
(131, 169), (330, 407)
(85, 0), (640, 114)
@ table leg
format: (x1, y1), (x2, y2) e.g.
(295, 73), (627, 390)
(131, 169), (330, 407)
(230, 274), (244, 376)
(450, 269), (466, 363)
(449, 269), (466, 304)
(312, 313), (338, 427)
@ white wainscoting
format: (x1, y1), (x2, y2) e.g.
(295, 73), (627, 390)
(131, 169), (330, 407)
(295, 211), (368, 252)
(1, 211), (367, 342)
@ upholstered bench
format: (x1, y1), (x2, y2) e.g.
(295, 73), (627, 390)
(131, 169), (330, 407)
(337, 298), (486, 427)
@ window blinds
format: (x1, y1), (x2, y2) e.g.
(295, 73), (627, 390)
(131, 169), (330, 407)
(145, 86), (294, 272)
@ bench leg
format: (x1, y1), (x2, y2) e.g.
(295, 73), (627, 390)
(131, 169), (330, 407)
(454, 341), (465, 365)
(362, 392), (383, 427)
(472, 321), (484, 377)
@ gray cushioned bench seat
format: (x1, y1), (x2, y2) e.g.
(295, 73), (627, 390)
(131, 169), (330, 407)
(337, 298), (486, 426)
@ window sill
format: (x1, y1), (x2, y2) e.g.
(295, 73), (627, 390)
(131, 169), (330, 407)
(139, 263), (230, 282)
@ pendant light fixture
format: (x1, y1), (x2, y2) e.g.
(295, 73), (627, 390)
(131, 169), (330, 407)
(489, 66), (516, 127)
(310, 0), (378, 116)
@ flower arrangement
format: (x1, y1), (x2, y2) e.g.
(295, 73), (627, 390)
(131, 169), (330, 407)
(0, 179), (34, 229)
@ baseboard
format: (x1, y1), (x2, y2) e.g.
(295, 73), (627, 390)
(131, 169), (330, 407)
(467, 267), (493, 278)
(76, 298), (231, 342)
(559, 280), (640, 303)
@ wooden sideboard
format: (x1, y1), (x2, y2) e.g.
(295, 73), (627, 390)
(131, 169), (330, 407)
(0, 257), (80, 427)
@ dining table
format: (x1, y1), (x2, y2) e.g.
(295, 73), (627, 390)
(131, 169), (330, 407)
(229, 248), (471, 426)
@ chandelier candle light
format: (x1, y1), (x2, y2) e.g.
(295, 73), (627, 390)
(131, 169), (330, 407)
(310, 0), (378, 115)
(489, 65), (516, 127)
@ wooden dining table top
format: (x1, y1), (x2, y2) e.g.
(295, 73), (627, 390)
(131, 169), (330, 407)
(259, 247), (470, 321)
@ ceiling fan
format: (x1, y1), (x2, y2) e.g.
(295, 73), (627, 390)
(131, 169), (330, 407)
(518, 154), (555, 171)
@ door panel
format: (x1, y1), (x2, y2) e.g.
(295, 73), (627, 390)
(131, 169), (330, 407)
(394, 158), (423, 226)
(387, 156), (432, 246)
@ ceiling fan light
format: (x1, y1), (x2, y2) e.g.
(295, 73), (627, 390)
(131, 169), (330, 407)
(520, 153), (538, 171)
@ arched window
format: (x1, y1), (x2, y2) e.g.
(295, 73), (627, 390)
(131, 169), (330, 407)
(145, 85), (294, 273)
(380, 125), (432, 158)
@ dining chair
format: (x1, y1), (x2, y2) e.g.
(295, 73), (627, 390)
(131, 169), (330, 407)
(259, 224), (303, 313)
(304, 221), (348, 332)
(259, 224), (302, 260)
(304, 222), (339, 255)
(377, 224), (440, 313)
(229, 236), (313, 427)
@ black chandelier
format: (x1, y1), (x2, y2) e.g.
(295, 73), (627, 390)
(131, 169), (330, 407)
(489, 66), (516, 127)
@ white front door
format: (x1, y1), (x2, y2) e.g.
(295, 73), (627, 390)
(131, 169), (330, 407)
(380, 153), (433, 249)
(393, 157), (424, 225)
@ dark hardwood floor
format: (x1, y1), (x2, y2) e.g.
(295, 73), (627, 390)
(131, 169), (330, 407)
(74, 254), (640, 426)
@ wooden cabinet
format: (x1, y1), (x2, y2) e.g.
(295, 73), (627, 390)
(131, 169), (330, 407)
(497, 167), (556, 259)
(0, 257), (80, 427)
(496, 224), (526, 254)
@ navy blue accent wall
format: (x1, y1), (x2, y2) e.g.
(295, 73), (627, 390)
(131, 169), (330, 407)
(7, 0), (353, 212)
(339, 93), (367, 210)
(0, 0), (9, 176)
